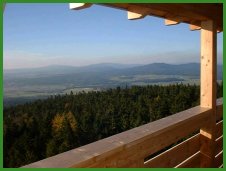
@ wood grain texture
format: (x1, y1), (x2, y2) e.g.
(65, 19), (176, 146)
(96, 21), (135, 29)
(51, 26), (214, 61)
(23, 106), (210, 168)
(100, 3), (222, 31)
(175, 152), (200, 168)
(165, 19), (179, 25)
(215, 151), (223, 168)
(190, 24), (201, 31)
(200, 20), (217, 168)
(216, 121), (223, 139)
(215, 136), (223, 156)
(144, 134), (200, 168)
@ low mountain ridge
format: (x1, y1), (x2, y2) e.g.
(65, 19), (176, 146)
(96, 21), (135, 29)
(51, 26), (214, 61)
(3, 62), (223, 106)
(4, 62), (223, 79)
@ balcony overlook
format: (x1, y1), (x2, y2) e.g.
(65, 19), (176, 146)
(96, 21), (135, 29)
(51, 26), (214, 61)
(23, 98), (223, 168)
(4, 3), (223, 168)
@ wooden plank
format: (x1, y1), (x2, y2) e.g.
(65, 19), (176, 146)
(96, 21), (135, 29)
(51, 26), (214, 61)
(219, 164), (223, 168)
(165, 19), (179, 26)
(87, 107), (210, 168)
(164, 15), (184, 26)
(105, 153), (144, 168)
(216, 105), (223, 121)
(141, 3), (221, 22)
(144, 134), (200, 168)
(215, 151), (223, 168)
(23, 106), (210, 168)
(69, 3), (92, 10)
(128, 11), (145, 20)
(200, 20), (217, 108)
(200, 20), (217, 168)
(101, 3), (222, 32)
(190, 24), (201, 31)
(216, 121), (223, 139)
(176, 152), (200, 168)
(215, 136), (223, 156)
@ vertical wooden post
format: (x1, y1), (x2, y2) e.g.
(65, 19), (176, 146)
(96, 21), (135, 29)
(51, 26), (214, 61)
(200, 20), (217, 167)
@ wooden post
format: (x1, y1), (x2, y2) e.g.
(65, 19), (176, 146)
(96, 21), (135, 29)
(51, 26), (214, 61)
(128, 11), (145, 20)
(165, 19), (180, 26)
(69, 3), (92, 10)
(200, 20), (217, 167)
(190, 24), (201, 31)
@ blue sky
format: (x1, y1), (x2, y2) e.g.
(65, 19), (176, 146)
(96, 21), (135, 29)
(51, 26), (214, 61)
(4, 3), (223, 69)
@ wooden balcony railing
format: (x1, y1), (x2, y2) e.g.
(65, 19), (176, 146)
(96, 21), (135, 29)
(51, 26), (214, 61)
(23, 98), (223, 168)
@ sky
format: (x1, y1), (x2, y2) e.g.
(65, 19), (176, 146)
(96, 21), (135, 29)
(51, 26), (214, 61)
(3, 3), (223, 69)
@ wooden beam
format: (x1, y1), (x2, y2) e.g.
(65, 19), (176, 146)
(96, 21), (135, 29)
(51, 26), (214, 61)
(69, 3), (92, 10)
(101, 3), (222, 32)
(128, 11), (145, 20)
(200, 20), (217, 168)
(164, 15), (184, 26)
(215, 121), (223, 139)
(175, 152), (200, 168)
(214, 151), (223, 167)
(190, 24), (201, 31)
(23, 106), (211, 168)
(165, 19), (179, 26)
(215, 136), (223, 156)
(144, 134), (200, 168)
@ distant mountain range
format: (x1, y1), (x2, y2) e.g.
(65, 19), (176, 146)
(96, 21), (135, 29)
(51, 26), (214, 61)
(3, 62), (223, 106)
(4, 62), (223, 80)
(4, 63), (140, 79)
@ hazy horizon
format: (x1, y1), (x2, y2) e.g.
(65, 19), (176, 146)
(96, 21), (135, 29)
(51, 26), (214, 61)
(4, 3), (223, 69)
(3, 61), (224, 71)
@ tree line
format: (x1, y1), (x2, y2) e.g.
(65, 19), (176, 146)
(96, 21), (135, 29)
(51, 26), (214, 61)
(3, 83), (223, 167)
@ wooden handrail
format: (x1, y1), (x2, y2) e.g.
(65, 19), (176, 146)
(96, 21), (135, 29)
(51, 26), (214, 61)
(22, 99), (222, 168)
(144, 133), (200, 168)
(215, 97), (223, 168)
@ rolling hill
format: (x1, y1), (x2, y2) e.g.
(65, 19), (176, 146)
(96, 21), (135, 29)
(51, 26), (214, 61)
(3, 62), (223, 106)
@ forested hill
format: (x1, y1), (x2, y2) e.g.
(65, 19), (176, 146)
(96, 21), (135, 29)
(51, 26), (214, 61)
(4, 84), (223, 167)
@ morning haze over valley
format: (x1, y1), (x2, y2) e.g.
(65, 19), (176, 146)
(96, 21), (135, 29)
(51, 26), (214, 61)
(3, 62), (223, 106)
(3, 3), (223, 168)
